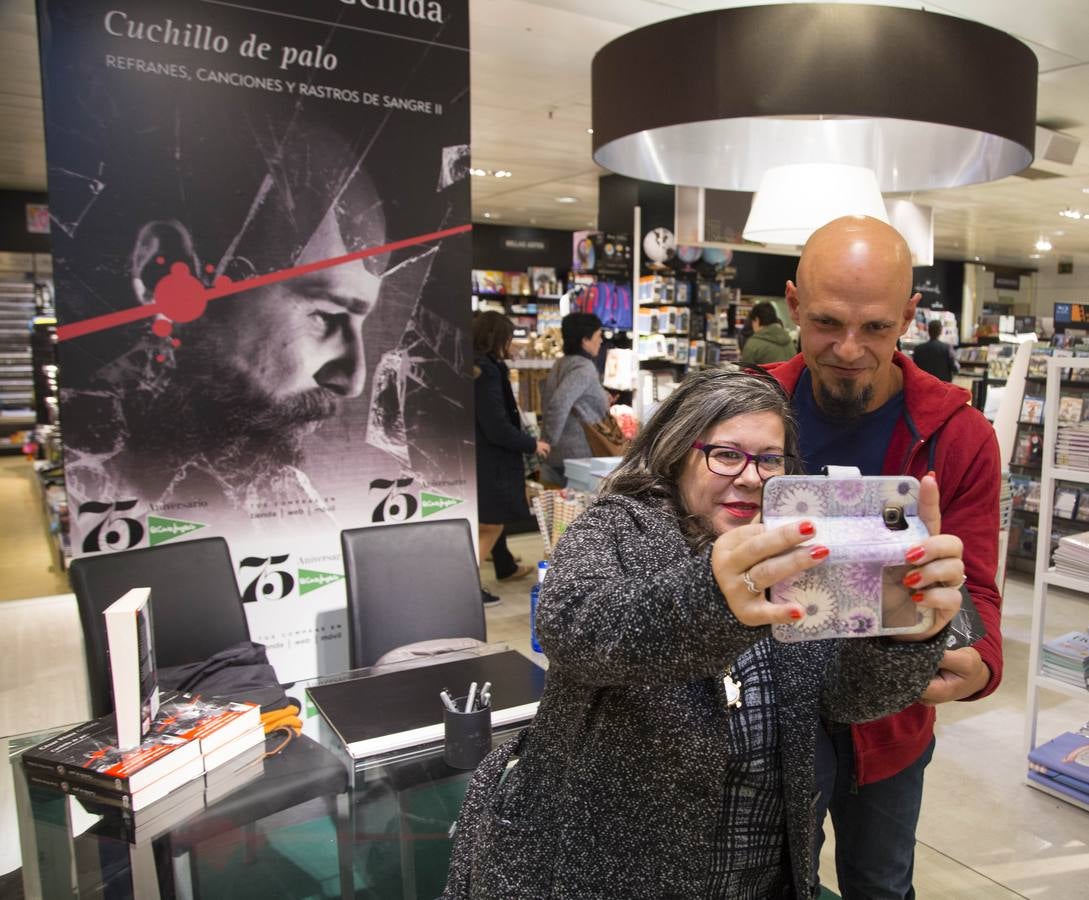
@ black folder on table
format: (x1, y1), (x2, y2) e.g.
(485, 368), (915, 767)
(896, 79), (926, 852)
(307, 650), (547, 760)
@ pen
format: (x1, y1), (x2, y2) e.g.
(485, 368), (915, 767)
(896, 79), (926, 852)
(480, 689), (491, 709)
(465, 681), (478, 713)
(439, 689), (458, 713)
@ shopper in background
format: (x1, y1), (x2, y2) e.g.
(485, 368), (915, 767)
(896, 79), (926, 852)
(911, 318), (960, 382)
(740, 300), (796, 365)
(444, 367), (962, 899)
(771, 215), (1002, 899)
(539, 312), (611, 485)
(473, 312), (550, 603)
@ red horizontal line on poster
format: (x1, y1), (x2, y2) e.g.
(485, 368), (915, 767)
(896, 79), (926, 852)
(56, 223), (474, 343)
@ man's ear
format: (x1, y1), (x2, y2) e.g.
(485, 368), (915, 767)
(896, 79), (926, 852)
(900, 291), (922, 336)
(130, 220), (200, 305)
(785, 280), (802, 325)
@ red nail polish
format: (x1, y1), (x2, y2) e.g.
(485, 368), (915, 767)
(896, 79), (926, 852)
(903, 572), (922, 587)
(912, 591), (925, 603)
(789, 608), (804, 620)
(799, 521), (815, 537)
(905, 547), (926, 564)
(810, 545), (830, 560)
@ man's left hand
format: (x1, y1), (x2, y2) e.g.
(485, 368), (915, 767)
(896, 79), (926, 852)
(919, 647), (990, 705)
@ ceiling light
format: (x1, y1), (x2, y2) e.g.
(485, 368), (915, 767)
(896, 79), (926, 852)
(1035, 237), (1053, 252)
(555, 196), (578, 204)
(586, 128), (594, 135)
(591, 5), (1036, 192)
(469, 168), (488, 177)
(483, 212), (493, 219)
(1029, 253), (1042, 259)
(1059, 209), (1082, 219)
(743, 164), (888, 246)
(494, 170), (512, 178)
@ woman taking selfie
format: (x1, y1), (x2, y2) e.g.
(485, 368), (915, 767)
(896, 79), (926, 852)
(445, 367), (963, 899)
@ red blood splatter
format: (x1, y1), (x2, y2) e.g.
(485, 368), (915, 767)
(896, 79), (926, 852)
(171, 339), (181, 348)
(153, 262), (208, 324)
(204, 263), (215, 274)
(213, 275), (232, 289)
(151, 319), (172, 338)
(155, 256), (165, 265)
(155, 354), (166, 363)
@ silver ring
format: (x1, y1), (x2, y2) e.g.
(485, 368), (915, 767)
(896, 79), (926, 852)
(959, 574), (968, 587)
(741, 570), (761, 595)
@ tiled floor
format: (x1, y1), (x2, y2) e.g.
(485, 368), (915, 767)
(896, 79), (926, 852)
(2, 514), (1087, 895)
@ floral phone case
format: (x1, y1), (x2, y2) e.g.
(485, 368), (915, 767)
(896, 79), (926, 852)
(761, 475), (933, 642)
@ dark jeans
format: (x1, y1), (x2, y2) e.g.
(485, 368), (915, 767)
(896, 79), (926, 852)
(812, 722), (935, 900)
(490, 532), (517, 580)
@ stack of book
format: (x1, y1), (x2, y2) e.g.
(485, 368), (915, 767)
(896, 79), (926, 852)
(22, 692), (264, 838)
(1052, 531), (1089, 578)
(1028, 730), (1089, 806)
(1040, 630), (1089, 690)
(1056, 423), (1089, 471)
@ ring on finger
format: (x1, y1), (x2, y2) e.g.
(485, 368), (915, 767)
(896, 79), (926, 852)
(741, 570), (761, 595)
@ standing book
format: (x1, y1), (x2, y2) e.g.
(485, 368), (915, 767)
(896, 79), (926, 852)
(104, 586), (159, 748)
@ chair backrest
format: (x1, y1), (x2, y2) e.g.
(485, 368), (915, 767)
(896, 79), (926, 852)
(69, 537), (250, 718)
(340, 519), (486, 669)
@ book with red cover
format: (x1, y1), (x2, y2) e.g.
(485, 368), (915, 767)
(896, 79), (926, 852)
(21, 712), (201, 794)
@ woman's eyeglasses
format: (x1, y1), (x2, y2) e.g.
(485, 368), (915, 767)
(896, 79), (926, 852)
(691, 442), (796, 482)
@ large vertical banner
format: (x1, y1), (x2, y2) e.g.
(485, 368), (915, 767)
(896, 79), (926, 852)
(38, 0), (474, 680)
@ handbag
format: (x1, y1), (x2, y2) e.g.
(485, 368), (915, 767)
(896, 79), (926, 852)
(579, 411), (628, 457)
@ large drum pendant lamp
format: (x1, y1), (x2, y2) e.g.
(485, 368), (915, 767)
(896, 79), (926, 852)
(591, 3), (1038, 193)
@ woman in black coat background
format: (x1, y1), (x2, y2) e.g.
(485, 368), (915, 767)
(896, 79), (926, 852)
(473, 312), (550, 601)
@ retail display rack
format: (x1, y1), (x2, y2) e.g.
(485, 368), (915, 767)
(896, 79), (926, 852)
(1023, 354), (1089, 813)
(1007, 344), (1089, 574)
(0, 280), (36, 451)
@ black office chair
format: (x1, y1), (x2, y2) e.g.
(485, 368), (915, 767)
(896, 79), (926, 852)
(71, 537), (252, 717)
(69, 537), (352, 898)
(341, 519), (487, 669)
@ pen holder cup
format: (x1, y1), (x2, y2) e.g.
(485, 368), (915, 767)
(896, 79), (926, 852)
(443, 699), (492, 769)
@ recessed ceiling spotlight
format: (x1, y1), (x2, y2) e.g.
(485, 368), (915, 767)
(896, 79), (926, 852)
(483, 212), (493, 219)
(555, 196), (578, 204)
(1029, 253), (1042, 259)
(494, 170), (512, 178)
(973, 256), (981, 261)
(1059, 208), (1083, 219)
(587, 128), (594, 135)
(1035, 237), (1053, 252)
(1083, 187), (1089, 194)
(470, 168), (489, 177)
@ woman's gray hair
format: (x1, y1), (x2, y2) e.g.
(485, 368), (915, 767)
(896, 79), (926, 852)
(601, 366), (801, 548)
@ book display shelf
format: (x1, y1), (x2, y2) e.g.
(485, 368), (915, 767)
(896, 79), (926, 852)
(1023, 355), (1089, 814)
(1008, 345), (1089, 575)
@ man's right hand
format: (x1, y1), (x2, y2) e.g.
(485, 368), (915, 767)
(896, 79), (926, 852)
(535, 440), (551, 457)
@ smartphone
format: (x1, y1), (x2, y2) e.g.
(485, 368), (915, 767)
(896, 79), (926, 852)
(761, 474), (934, 642)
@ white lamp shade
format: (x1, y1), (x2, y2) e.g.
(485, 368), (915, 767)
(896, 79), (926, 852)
(742, 164), (889, 247)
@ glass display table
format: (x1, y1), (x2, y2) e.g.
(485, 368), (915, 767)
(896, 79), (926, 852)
(9, 643), (534, 899)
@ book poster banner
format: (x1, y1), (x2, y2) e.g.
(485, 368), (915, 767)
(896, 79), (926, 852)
(39, 0), (474, 680)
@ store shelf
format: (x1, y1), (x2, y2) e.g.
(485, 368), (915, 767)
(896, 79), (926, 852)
(1024, 776), (1089, 813)
(1032, 673), (1088, 700)
(1051, 467), (1089, 485)
(1043, 569), (1089, 594)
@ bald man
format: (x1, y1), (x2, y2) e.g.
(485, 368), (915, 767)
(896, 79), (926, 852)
(767, 216), (1002, 900)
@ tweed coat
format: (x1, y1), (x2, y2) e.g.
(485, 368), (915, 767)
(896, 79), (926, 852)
(443, 494), (946, 899)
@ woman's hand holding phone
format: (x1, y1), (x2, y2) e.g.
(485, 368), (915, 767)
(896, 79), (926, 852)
(711, 520), (829, 627)
(889, 472), (964, 643)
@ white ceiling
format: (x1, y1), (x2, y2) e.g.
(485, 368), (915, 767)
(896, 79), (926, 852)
(4, 0), (1089, 268)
